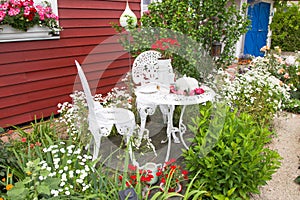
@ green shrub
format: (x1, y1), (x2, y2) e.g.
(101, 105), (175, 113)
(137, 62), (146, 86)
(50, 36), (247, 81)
(183, 105), (281, 199)
(270, 3), (300, 51)
(114, 0), (250, 75)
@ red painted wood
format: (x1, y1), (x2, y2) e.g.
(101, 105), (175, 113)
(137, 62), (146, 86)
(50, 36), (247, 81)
(0, 57), (129, 76)
(0, 0), (140, 128)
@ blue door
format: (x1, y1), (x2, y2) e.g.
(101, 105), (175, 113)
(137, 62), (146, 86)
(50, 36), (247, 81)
(244, 2), (270, 57)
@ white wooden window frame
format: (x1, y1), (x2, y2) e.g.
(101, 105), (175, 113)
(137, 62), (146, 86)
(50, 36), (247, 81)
(0, 0), (60, 43)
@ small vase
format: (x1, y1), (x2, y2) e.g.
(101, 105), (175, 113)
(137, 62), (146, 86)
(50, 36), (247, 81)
(143, 162), (160, 185)
(157, 58), (171, 69)
(159, 182), (182, 193)
(157, 59), (172, 85)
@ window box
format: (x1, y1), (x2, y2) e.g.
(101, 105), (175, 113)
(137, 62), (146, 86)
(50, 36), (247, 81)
(0, 24), (59, 42)
(0, 0), (60, 43)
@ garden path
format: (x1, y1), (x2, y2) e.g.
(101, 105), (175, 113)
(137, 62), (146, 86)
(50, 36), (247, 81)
(251, 113), (300, 200)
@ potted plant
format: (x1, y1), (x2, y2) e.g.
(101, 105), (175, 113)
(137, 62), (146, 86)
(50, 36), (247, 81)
(0, 0), (62, 34)
(156, 158), (188, 193)
(151, 37), (179, 84)
(151, 37), (180, 60)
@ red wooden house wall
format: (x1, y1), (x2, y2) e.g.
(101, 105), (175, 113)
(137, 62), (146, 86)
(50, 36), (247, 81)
(0, 0), (141, 128)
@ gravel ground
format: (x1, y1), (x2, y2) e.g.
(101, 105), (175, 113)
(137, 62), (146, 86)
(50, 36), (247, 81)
(251, 113), (300, 200)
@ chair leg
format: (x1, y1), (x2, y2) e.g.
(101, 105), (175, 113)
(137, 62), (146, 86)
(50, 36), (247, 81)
(92, 136), (102, 161)
(126, 134), (139, 167)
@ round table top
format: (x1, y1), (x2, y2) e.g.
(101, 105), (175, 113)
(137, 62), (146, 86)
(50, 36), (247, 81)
(135, 83), (215, 106)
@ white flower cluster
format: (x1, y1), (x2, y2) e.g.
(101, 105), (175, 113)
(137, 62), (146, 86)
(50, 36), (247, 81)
(40, 142), (93, 197)
(57, 91), (88, 138)
(220, 68), (290, 112)
(104, 86), (133, 109)
(131, 127), (157, 156)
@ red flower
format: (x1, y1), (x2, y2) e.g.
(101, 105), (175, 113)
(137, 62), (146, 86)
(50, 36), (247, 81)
(182, 170), (188, 176)
(156, 171), (162, 176)
(130, 175), (137, 180)
(161, 177), (166, 183)
(140, 176), (147, 182)
(170, 165), (177, 170)
(125, 181), (131, 187)
(30, 143), (34, 149)
(118, 175), (123, 181)
(128, 164), (137, 171)
(35, 141), (41, 146)
(165, 158), (176, 165)
(151, 38), (180, 58)
(21, 137), (27, 143)
(194, 87), (205, 95)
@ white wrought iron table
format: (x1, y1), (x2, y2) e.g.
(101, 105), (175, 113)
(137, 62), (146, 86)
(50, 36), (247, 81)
(135, 83), (215, 163)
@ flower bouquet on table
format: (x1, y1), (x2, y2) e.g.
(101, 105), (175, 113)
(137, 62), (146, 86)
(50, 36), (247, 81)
(156, 158), (188, 193)
(170, 75), (205, 96)
(0, 0), (62, 32)
(151, 37), (180, 59)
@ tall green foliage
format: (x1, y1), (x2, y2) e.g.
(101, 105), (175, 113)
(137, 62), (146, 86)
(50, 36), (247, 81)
(141, 0), (250, 68)
(183, 104), (281, 199)
(270, 2), (300, 51)
(113, 0), (250, 80)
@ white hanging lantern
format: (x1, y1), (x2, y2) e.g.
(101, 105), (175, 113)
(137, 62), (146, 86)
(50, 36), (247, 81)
(119, 0), (137, 28)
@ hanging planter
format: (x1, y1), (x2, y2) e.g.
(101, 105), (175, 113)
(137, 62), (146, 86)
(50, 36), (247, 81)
(119, 0), (137, 29)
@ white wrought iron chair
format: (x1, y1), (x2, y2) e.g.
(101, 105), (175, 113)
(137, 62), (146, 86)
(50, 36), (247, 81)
(132, 50), (174, 142)
(75, 60), (137, 164)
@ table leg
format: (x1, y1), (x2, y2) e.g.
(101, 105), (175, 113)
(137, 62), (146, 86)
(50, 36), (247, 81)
(178, 105), (189, 149)
(136, 102), (156, 146)
(164, 104), (182, 163)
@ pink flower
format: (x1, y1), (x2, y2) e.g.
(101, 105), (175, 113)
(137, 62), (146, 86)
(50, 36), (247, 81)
(194, 87), (205, 95)
(21, 137), (27, 143)
(35, 141), (41, 146)
(0, 3), (9, 10)
(0, 11), (6, 21)
(170, 85), (177, 93)
(8, 8), (20, 16)
(143, 10), (150, 15)
(284, 73), (290, 79)
(189, 90), (195, 96)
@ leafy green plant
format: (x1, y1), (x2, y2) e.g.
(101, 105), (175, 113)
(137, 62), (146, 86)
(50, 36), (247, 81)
(183, 105), (282, 199)
(270, 2), (300, 51)
(220, 67), (290, 125)
(114, 0), (250, 71)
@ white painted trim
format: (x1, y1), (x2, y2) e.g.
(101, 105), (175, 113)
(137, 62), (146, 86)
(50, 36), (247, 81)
(235, 0), (274, 57)
(235, 0), (248, 58)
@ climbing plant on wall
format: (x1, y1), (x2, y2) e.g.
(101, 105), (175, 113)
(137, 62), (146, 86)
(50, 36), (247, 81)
(270, 2), (300, 51)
